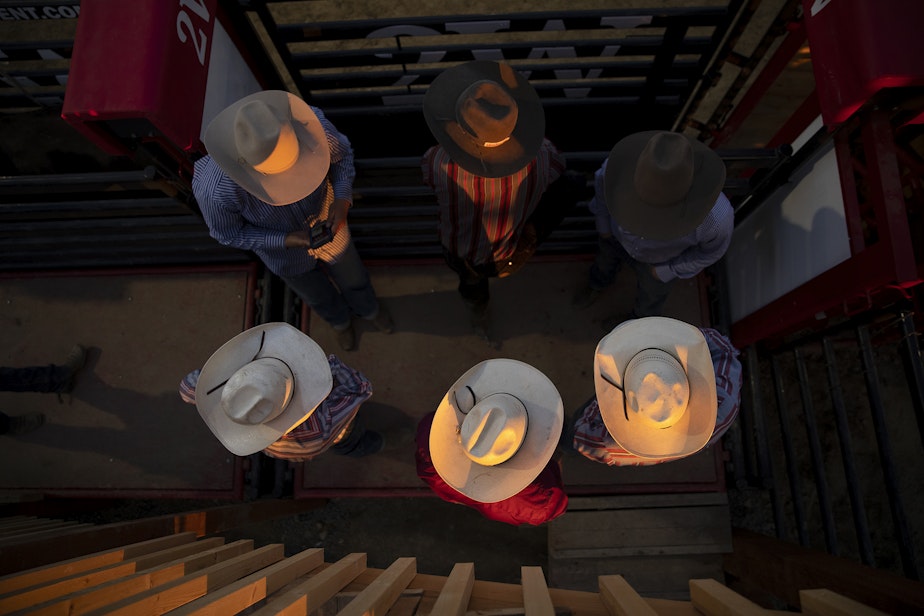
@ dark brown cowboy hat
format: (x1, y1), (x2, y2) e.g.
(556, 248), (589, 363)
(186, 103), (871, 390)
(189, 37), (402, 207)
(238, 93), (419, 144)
(605, 131), (726, 240)
(423, 60), (545, 178)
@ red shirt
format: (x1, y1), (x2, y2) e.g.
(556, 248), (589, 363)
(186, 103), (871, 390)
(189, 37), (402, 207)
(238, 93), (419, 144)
(415, 412), (568, 526)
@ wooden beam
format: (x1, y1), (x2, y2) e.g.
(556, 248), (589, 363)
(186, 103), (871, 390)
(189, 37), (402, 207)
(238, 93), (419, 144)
(0, 533), (197, 595)
(167, 548), (324, 615)
(337, 557), (416, 616)
(251, 552), (366, 616)
(83, 544), (284, 616)
(799, 589), (888, 616)
(429, 562), (474, 616)
(0, 561), (138, 614)
(521, 567), (555, 616)
(26, 540), (252, 616)
(598, 575), (658, 616)
(723, 528), (924, 614)
(690, 578), (767, 615)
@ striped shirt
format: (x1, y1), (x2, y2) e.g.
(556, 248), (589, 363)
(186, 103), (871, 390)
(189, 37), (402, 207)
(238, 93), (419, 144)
(572, 328), (742, 466)
(192, 106), (355, 277)
(588, 159), (734, 282)
(422, 139), (566, 265)
(179, 354), (372, 462)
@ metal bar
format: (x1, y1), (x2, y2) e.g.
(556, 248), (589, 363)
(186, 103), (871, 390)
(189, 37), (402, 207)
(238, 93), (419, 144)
(741, 346), (761, 484)
(822, 337), (876, 567)
(771, 354), (810, 546)
(857, 324), (920, 580)
(0, 166), (157, 187)
(793, 346), (839, 555)
(897, 310), (924, 452)
(748, 347), (788, 540)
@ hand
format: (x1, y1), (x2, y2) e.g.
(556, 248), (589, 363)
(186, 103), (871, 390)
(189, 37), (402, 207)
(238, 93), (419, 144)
(648, 265), (661, 281)
(327, 198), (351, 233)
(284, 230), (310, 249)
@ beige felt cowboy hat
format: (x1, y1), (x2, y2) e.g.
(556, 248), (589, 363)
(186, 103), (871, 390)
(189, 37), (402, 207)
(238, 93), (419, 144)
(430, 359), (563, 503)
(605, 130), (726, 240)
(196, 323), (333, 456)
(594, 317), (717, 459)
(204, 90), (331, 205)
(423, 60), (545, 178)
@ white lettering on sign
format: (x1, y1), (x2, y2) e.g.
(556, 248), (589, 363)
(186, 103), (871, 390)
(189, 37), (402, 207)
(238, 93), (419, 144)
(176, 0), (211, 66)
(0, 5), (80, 20)
(810, 0), (834, 17)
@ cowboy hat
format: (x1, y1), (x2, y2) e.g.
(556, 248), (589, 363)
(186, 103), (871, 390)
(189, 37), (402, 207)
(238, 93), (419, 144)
(196, 322), (332, 456)
(204, 90), (331, 205)
(594, 317), (717, 459)
(604, 130), (725, 240)
(423, 60), (545, 178)
(430, 359), (563, 503)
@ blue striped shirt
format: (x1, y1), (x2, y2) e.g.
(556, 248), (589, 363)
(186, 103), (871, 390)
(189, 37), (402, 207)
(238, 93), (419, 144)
(422, 139), (566, 265)
(588, 159), (734, 282)
(192, 106), (355, 277)
(179, 355), (372, 461)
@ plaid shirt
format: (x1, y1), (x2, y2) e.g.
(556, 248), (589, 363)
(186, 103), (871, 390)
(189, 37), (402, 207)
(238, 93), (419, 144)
(180, 354), (372, 461)
(192, 106), (355, 277)
(572, 328), (742, 466)
(422, 139), (565, 265)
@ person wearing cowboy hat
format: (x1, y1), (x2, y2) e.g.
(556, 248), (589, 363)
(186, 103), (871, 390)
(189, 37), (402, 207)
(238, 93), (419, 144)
(415, 359), (568, 526)
(193, 91), (393, 352)
(568, 316), (742, 466)
(178, 323), (384, 460)
(571, 130), (733, 323)
(422, 60), (585, 343)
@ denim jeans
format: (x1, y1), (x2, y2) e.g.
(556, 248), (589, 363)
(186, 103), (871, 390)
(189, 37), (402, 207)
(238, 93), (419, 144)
(0, 364), (70, 393)
(588, 235), (673, 317)
(282, 239), (379, 329)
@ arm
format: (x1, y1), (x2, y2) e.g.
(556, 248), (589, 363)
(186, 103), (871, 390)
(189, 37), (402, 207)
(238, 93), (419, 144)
(652, 193), (734, 281)
(701, 328), (743, 447)
(313, 107), (355, 232)
(586, 160), (613, 237)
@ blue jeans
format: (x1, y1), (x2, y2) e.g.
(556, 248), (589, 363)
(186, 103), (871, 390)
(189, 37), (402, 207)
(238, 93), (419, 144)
(588, 236), (672, 317)
(282, 240), (379, 329)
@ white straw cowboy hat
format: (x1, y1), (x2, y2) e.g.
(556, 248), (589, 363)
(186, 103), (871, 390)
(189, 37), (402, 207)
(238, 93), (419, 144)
(431, 359), (563, 503)
(605, 130), (726, 240)
(196, 323), (332, 456)
(204, 90), (331, 205)
(594, 317), (717, 459)
(423, 60), (545, 178)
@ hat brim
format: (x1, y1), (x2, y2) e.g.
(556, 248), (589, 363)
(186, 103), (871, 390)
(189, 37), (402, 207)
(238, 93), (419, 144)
(423, 61), (545, 178)
(204, 91), (331, 206)
(430, 359), (563, 503)
(196, 323), (333, 456)
(604, 131), (725, 240)
(594, 317), (717, 459)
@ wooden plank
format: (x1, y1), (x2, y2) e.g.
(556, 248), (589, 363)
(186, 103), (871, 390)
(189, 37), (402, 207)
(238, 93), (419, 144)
(565, 493), (729, 511)
(598, 575), (657, 616)
(0, 501), (325, 577)
(799, 589), (888, 616)
(723, 528), (924, 614)
(689, 578), (767, 615)
(549, 506), (731, 558)
(130, 538), (227, 572)
(336, 557), (416, 616)
(429, 562), (474, 616)
(0, 524), (94, 546)
(167, 547), (324, 615)
(81, 544), (284, 616)
(0, 561), (138, 614)
(521, 567), (554, 616)
(381, 592), (420, 616)
(26, 540), (253, 616)
(250, 552), (366, 616)
(0, 520), (77, 537)
(0, 533), (197, 595)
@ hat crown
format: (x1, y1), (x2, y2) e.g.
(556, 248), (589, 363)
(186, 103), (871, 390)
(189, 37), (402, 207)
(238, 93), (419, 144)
(624, 349), (690, 430)
(456, 80), (519, 147)
(633, 132), (695, 207)
(221, 357), (295, 425)
(459, 393), (528, 466)
(234, 101), (288, 167)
